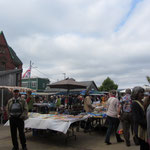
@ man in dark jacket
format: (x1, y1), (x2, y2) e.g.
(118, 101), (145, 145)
(7, 89), (28, 150)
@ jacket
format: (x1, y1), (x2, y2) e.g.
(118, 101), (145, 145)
(26, 96), (34, 111)
(7, 97), (28, 120)
(84, 96), (93, 113)
(132, 101), (147, 137)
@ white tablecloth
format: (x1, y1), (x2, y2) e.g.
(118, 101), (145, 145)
(5, 114), (89, 134)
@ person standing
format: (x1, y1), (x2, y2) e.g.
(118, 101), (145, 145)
(105, 90), (124, 145)
(7, 89), (28, 150)
(131, 86), (149, 150)
(147, 102), (150, 149)
(56, 96), (61, 111)
(84, 93), (94, 113)
(83, 93), (94, 132)
(26, 90), (34, 112)
(118, 88), (133, 146)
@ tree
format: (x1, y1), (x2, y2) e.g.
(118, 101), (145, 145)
(146, 76), (150, 84)
(99, 77), (118, 92)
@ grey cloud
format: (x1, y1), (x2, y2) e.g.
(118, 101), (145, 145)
(0, 0), (150, 89)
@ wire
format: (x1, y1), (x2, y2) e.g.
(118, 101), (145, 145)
(30, 62), (67, 82)
(32, 67), (57, 82)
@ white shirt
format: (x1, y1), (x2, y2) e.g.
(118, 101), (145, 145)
(106, 97), (119, 118)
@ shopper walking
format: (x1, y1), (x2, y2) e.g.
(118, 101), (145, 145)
(118, 88), (133, 146)
(105, 90), (124, 145)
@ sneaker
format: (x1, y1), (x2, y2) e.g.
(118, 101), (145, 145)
(126, 141), (131, 147)
(133, 136), (140, 145)
(22, 147), (28, 150)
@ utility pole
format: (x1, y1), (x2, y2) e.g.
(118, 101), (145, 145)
(28, 60), (32, 88)
(63, 73), (66, 79)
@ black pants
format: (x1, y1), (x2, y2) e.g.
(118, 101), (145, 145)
(121, 112), (133, 143)
(9, 117), (26, 149)
(105, 116), (122, 143)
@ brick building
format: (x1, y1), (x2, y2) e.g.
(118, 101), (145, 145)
(0, 31), (23, 86)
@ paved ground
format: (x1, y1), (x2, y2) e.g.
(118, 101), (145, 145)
(0, 125), (139, 150)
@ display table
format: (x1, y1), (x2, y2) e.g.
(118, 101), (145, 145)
(5, 113), (89, 134)
(87, 112), (107, 128)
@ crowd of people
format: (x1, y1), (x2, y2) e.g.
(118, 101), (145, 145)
(4, 86), (150, 150)
(104, 87), (150, 150)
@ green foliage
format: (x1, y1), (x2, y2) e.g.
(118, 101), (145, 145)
(99, 77), (118, 92)
(146, 76), (150, 84)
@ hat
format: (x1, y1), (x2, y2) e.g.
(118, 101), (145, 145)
(13, 89), (19, 92)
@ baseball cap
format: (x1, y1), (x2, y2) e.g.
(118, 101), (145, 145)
(13, 89), (19, 92)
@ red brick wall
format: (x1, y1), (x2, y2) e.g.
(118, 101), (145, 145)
(0, 32), (22, 86)
(0, 33), (17, 70)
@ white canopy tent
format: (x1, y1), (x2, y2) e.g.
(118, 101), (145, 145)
(119, 85), (150, 93)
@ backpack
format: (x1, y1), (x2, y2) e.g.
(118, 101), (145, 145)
(10, 99), (23, 117)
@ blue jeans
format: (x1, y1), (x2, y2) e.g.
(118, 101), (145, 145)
(105, 116), (121, 142)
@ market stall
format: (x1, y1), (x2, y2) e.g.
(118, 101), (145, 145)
(87, 100), (107, 130)
(5, 112), (89, 132)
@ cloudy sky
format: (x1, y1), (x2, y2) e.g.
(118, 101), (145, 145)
(0, 0), (150, 89)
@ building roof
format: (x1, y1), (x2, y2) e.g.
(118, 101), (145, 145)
(46, 80), (98, 93)
(0, 31), (22, 67)
(78, 81), (98, 91)
(0, 69), (22, 77)
(8, 46), (23, 66)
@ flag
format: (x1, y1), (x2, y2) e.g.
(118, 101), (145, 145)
(23, 68), (31, 78)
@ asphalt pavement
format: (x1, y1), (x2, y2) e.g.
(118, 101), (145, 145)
(0, 125), (139, 150)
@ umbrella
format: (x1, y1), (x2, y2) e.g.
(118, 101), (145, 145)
(49, 78), (86, 95)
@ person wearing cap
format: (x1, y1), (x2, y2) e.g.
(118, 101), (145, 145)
(105, 90), (124, 145)
(6, 89), (28, 150)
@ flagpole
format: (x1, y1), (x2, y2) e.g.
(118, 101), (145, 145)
(28, 60), (31, 88)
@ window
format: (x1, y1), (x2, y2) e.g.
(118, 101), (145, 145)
(31, 81), (37, 87)
(43, 83), (45, 88)
(0, 62), (6, 71)
(22, 82), (28, 87)
(0, 47), (5, 54)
